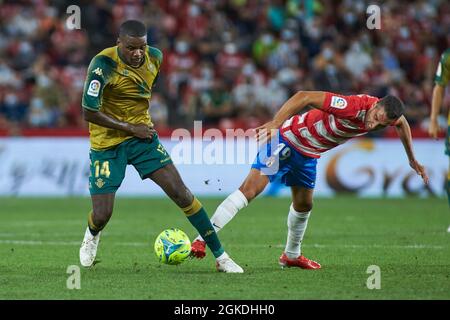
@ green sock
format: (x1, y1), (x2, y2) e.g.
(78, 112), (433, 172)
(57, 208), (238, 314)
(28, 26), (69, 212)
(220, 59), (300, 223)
(183, 198), (225, 258)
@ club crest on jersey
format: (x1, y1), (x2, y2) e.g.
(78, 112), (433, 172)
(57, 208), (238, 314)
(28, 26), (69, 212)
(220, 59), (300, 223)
(87, 80), (101, 97)
(148, 62), (156, 72)
(330, 96), (347, 109)
(95, 178), (105, 188)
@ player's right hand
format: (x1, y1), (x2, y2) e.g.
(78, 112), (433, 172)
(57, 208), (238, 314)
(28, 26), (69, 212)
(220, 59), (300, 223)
(428, 119), (440, 139)
(255, 120), (281, 144)
(409, 159), (429, 185)
(129, 124), (156, 140)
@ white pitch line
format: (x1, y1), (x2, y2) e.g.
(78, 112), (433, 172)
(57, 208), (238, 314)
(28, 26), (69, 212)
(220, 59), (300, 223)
(0, 240), (149, 247)
(240, 243), (446, 250)
(0, 240), (446, 250)
(307, 243), (446, 250)
(0, 232), (83, 237)
(0, 240), (80, 246)
(2, 221), (82, 227)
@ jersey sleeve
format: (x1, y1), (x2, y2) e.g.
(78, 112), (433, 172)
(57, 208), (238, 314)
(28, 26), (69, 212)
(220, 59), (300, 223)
(82, 55), (115, 111)
(434, 50), (450, 87)
(148, 46), (163, 71)
(320, 92), (362, 117)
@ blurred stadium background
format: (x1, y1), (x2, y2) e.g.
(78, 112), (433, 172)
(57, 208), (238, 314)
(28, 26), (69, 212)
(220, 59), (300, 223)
(0, 0), (448, 197)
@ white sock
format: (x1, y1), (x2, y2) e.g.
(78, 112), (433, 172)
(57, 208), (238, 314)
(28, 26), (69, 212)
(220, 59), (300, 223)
(284, 204), (311, 259)
(195, 190), (248, 241)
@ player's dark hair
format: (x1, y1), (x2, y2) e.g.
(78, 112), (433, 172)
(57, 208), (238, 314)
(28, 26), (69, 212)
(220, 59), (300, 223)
(119, 20), (147, 37)
(378, 95), (405, 120)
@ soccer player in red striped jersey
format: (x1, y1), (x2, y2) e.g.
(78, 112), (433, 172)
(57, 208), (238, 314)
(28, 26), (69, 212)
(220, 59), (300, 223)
(190, 91), (429, 269)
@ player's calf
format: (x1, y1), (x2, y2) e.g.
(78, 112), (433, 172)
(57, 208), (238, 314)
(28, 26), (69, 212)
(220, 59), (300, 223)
(190, 189), (250, 259)
(238, 168), (269, 202)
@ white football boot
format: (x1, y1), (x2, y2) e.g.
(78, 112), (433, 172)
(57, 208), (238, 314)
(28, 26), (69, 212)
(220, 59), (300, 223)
(215, 252), (244, 273)
(79, 227), (101, 267)
(447, 225), (450, 233)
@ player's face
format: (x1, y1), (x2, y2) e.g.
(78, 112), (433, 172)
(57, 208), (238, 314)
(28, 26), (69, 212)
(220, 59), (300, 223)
(365, 104), (392, 130)
(117, 35), (147, 68)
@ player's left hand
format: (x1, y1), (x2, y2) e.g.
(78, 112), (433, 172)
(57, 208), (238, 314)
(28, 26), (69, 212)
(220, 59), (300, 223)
(129, 123), (157, 140)
(409, 159), (429, 185)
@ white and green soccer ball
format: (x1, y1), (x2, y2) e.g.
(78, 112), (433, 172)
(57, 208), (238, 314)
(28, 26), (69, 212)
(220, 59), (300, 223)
(154, 228), (191, 265)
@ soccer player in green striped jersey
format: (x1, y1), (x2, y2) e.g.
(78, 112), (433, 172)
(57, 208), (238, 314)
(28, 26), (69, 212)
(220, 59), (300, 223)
(79, 20), (243, 272)
(429, 48), (450, 232)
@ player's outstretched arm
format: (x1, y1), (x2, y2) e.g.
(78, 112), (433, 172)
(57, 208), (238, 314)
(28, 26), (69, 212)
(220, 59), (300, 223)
(255, 91), (326, 143)
(83, 108), (156, 139)
(429, 84), (445, 139)
(394, 115), (429, 184)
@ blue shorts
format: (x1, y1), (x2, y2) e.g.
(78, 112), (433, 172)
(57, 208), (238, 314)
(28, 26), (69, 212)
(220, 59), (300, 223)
(251, 133), (317, 189)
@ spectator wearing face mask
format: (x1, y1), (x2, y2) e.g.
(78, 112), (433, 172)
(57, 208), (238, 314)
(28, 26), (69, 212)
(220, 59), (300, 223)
(165, 37), (198, 98)
(30, 68), (67, 127)
(267, 28), (300, 73)
(0, 59), (22, 88)
(232, 62), (267, 117)
(181, 3), (209, 39)
(0, 89), (28, 125)
(198, 79), (233, 126)
(313, 42), (351, 92)
(183, 62), (216, 125)
(216, 42), (245, 85)
(344, 40), (372, 79)
(191, 62), (215, 93)
(394, 26), (418, 81)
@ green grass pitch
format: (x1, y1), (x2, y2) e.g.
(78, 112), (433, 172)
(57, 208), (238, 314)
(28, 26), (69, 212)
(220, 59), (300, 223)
(0, 196), (448, 300)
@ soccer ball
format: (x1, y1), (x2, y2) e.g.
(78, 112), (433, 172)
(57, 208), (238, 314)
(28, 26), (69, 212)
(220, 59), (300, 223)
(154, 228), (191, 265)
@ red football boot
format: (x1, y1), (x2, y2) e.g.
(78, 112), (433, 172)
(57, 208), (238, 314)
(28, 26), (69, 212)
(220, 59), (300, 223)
(279, 252), (321, 269)
(190, 239), (206, 259)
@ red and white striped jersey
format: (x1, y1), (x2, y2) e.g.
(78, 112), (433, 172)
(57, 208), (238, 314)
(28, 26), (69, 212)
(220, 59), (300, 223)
(280, 92), (385, 158)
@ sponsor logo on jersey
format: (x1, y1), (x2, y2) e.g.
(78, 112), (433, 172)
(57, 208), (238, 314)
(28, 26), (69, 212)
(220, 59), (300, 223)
(92, 67), (103, 76)
(330, 96), (348, 109)
(204, 229), (214, 237)
(160, 156), (171, 163)
(157, 144), (168, 155)
(87, 80), (101, 97)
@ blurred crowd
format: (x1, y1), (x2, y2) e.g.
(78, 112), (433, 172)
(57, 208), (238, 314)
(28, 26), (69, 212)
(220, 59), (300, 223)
(0, 0), (449, 136)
